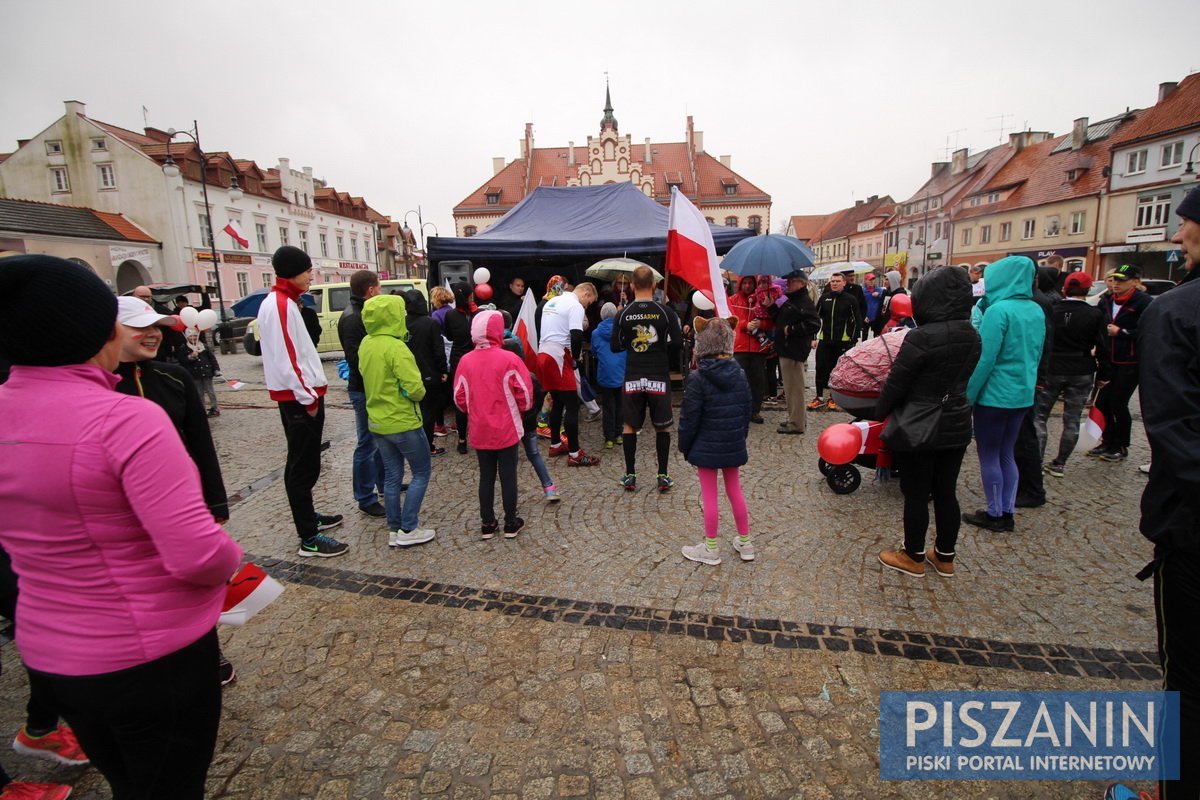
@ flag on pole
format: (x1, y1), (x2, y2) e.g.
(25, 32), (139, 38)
(514, 288), (540, 374)
(1076, 403), (1106, 454)
(223, 219), (249, 249)
(666, 186), (731, 318)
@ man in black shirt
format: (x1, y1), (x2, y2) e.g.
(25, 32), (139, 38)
(612, 265), (682, 492)
(338, 270), (386, 517)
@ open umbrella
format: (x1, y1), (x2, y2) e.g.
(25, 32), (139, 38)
(719, 234), (816, 278)
(585, 257), (663, 284)
(808, 261), (876, 281)
(231, 288), (318, 318)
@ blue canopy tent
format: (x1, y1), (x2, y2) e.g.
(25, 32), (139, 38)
(425, 183), (755, 288)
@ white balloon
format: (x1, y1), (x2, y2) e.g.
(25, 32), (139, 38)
(179, 306), (200, 328)
(692, 290), (715, 311)
(473, 267), (491, 285)
(196, 308), (219, 331)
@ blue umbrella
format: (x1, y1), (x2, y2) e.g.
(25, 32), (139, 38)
(231, 288), (317, 317)
(720, 234), (816, 277)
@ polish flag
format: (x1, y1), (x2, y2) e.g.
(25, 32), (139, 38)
(666, 187), (731, 318)
(514, 288), (539, 374)
(223, 219), (249, 249)
(1076, 404), (1106, 453)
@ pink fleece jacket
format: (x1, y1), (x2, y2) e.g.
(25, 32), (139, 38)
(453, 311), (533, 450)
(0, 365), (243, 675)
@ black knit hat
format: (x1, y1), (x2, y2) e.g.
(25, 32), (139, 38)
(1177, 185), (1200, 224)
(272, 245), (312, 279)
(0, 255), (116, 366)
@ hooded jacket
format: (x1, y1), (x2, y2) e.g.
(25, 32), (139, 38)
(359, 295), (427, 436)
(337, 294), (370, 394)
(453, 311), (534, 450)
(1097, 286), (1153, 366)
(966, 256), (1046, 408)
(403, 290), (449, 386)
(769, 286), (820, 361)
(876, 268), (982, 450)
(590, 316), (627, 389)
(678, 356), (752, 468)
(444, 282), (476, 372)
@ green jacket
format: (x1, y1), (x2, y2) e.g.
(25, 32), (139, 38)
(966, 256), (1046, 409)
(359, 295), (426, 435)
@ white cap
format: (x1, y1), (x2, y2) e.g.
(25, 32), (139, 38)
(117, 296), (173, 327)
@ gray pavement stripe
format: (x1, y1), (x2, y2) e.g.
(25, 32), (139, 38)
(249, 554), (1162, 683)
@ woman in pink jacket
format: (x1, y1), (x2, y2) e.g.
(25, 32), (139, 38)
(0, 255), (243, 800)
(454, 310), (533, 540)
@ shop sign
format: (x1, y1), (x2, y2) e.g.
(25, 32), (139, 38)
(223, 253), (252, 265)
(1125, 228), (1166, 244)
(1098, 245), (1137, 254)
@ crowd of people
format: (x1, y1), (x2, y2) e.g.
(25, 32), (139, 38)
(0, 183), (1196, 797)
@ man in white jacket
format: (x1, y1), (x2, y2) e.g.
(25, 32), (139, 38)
(257, 246), (349, 557)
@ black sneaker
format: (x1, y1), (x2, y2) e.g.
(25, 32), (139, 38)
(457, 440), (468, 455)
(1098, 447), (1128, 463)
(315, 512), (343, 531)
(503, 517), (525, 539)
(430, 446), (446, 456)
(962, 509), (1013, 532)
(358, 502), (385, 518)
(297, 534), (350, 558)
(481, 521), (499, 541)
(1086, 444), (1109, 458)
(218, 654), (237, 687)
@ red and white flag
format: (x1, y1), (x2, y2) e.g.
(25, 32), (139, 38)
(1076, 404), (1106, 453)
(223, 219), (249, 249)
(666, 187), (731, 318)
(514, 288), (539, 374)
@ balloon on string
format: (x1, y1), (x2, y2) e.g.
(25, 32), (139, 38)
(692, 290), (715, 311)
(473, 283), (493, 302)
(179, 306), (200, 329)
(473, 267), (491, 285)
(196, 308), (219, 331)
(889, 293), (913, 319)
(817, 423), (862, 466)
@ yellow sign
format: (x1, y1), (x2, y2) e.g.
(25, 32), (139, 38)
(883, 251), (908, 268)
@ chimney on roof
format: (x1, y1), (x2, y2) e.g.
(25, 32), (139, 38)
(1159, 82), (1179, 103)
(1009, 131), (1050, 152)
(855, 199), (864, 207)
(694, 130), (704, 154)
(932, 161), (948, 178)
(567, 141), (574, 166)
(686, 116), (694, 153)
(1072, 117), (1088, 151)
(493, 157), (506, 175)
(63, 100), (85, 118)
(720, 155), (731, 168)
(868, 194), (878, 203)
(644, 137), (652, 164)
(951, 148), (968, 175)
(523, 122), (534, 161)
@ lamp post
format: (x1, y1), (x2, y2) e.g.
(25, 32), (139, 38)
(1183, 141), (1200, 179)
(403, 208), (439, 278)
(161, 121), (242, 321)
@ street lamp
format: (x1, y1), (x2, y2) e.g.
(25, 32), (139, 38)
(403, 207), (440, 252)
(1183, 141), (1200, 179)
(161, 120), (242, 321)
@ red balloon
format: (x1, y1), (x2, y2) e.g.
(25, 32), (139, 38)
(889, 293), (913, 319)
(817, 423), (862, 466)
(167, 314), (187, 332)
(474, 282), (494, 302)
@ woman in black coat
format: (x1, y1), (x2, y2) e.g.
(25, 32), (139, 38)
(442, 282), (476, 453)
(876, 267), (981, 578)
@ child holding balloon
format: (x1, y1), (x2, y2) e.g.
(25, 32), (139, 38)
(678, 316), (755, 565)
(174, 301), (223, 417)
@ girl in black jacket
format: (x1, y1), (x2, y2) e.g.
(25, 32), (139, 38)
(443, 282), (476, 453)
(678, 317), (755, 567)
(876, 268), (981, 578)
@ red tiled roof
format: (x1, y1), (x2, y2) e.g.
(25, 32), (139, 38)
(816, 196), (895, 241)
(1106, 74), (1200, 146)
(87, 119), (159, 147)
(788, 214), (830, 240)
(0, 153), (10, 164)
(92, 210), (157, 243)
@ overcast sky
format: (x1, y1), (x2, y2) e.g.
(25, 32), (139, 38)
(2, 0), (1197, 239)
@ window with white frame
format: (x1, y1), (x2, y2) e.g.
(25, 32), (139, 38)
(1161, 141), (1184, 169)
(199, 214), (212, 247)
(980, 225), (991, 244)
(298, 229), (309, 254)
(278, 225), (289, 246)
(90, 138), (107, 151)
(319, 232), (329, 257)
(255, 223), (268, 251)
(206, 271), (218, 286)
(45, 140), (63, 155)
(1127, 150), (1147, 174)
(49, 167), (69, 192)
(1000, 222), (1012, 241)
(261, 273), (273, 289)
(1021, 219), (1035, 239)
(351, 238), (358, 260)
(961, 228), (972, 246)
(336, 235), (345, 258)
(1136, 194), (1172, 227)
(987, 192), (1000, 203)
(1070, 211), (1085, 234)
(97, 164), (116, 189)
(236, 272), (249, 296)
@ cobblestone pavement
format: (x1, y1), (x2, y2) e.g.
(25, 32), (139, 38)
(0, 352), (1162, 798)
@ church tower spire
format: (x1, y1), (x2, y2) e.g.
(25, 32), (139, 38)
(600, 78), (618, 133)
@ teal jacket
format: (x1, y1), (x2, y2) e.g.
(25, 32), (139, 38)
(966, 256), (1046, 409)
(359, 295), (426, 435)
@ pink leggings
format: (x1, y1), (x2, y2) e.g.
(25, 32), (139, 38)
(697, 467), (750, 539)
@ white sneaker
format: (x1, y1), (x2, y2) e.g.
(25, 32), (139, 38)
(1139, 463), (1151, 474)
(681, 542), (721, 565)
(391, 528), (435, 547)
(732, 539), (756, 561)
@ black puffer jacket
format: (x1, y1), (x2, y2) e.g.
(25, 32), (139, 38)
(678, 356), (752, 468)
(403, 290), (449, 384)
(769, 288), (821, 361)
(875, 268), (982, 451)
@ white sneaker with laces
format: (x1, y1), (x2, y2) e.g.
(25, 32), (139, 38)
(681, 542), (721, 565)
(391, 528), (435, 547)
(1139, 463), (1151, 474)
(732, 539), (756, 561)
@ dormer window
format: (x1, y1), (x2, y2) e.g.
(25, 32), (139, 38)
(1066, 168), (1081, 181)
(720, 177), (739, 196)
(484, 186), (501, 205)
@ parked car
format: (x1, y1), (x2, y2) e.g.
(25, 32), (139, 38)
(1086, 278), (1175, 306)
(243, 278), (429, 355)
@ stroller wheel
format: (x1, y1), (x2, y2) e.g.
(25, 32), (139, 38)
(817, 457), (834, 476)
(827, 465), (861, 495)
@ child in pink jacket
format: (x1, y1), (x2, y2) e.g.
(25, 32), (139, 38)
(454, 310), (534, 540)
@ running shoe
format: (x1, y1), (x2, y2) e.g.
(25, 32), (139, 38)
(732, 539), (756, 561)
(430, 446), (446, 456)
(314, 512), (343, 532)
(568, 450), (600, 467)
(392, 528), (435, 547)
(481, 521), (499, 541)
(0, 781), (73, 800)
(297, 534), (350, 558)
(656, 474), (674, 492)
(543, 485), (561, 502)
(620, 473), (637, 491)
(12, 725), (88, 766)
(806, 398), (824, 410)
(503, 517), (525, 539)
(1043, 460), (1065, 478)
(825, 399), (839, 412)
(218, 654), (237, 686)
(681, 542), (721, 566)
(1099, 447), (1128, 463)
(433, 423), (448, 438)
(549, 442), (568, 457)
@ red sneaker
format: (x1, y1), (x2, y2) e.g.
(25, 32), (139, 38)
(12, 724), (88, 766)
(0, 781), (73, 800)
(548, 443), (568, 457)
(568, 450), (600, 467)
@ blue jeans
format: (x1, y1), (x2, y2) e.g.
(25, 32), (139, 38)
(973, 405), (1027, 516)
(349, 391), (384, 506)
(521, 430), (553, 489)
(372, 428), (431, 532)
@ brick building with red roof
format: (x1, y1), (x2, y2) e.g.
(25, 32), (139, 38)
(453, 86), (771, 239)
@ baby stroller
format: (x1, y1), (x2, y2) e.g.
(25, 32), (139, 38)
(817, 330), (909, 494)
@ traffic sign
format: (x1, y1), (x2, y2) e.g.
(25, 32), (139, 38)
(1167, 250), (1181, 263)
